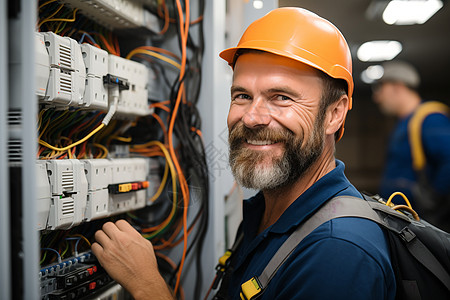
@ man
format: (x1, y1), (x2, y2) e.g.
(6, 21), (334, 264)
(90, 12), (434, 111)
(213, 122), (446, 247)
(372, 60), (450, 230)
(92, 8), (396, 299)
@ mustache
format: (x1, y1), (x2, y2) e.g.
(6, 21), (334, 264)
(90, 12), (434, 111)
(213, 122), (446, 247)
(228, 122), (295, 145)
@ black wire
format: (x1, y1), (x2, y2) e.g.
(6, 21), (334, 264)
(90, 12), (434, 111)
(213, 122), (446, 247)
(162, 1), (209, 296)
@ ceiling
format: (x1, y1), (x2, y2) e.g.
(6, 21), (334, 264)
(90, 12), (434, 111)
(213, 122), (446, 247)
(279, 0), (450, 99)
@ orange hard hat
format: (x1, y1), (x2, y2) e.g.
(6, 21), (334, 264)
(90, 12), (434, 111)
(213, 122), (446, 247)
(220, 7), (353, 141)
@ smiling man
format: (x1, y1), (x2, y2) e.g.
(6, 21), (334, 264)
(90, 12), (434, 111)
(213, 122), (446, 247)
(216, 7), (396, 300)
(92, 7), (396, 300)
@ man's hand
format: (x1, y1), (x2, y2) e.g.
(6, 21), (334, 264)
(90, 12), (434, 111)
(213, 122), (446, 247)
(91, 219), (174, 300)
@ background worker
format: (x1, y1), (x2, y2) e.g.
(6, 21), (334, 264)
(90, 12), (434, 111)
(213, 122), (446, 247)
(92, 8), (396, 299)
(372, 60), (450, 231)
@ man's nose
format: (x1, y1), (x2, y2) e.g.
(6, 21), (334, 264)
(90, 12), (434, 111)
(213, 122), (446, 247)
(242, 98), (272, 128)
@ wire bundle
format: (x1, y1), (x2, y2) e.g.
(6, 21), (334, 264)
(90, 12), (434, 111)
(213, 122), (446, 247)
(37, 0), (208, 298)
(127, 1), (208, 296)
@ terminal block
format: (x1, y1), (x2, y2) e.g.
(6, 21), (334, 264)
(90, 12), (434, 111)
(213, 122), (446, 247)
(36, 161), (52, 230)
(40, 32), (86, 107)
(46, 159), (88, 230)
(40, 252), (113, 300)
(108, 158), (148, 214)
(108, 54), (151, 117)
(37, 157), (155, 229)
(82, 159), (111, 221)
(80, 44), (109, 111)
(35, 32), (50, 99)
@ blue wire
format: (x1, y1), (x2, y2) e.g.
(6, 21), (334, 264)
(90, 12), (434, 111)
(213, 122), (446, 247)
(78, 32), (97, 45)
(65, 237), (82, 253)
(41, 247), (62, 263)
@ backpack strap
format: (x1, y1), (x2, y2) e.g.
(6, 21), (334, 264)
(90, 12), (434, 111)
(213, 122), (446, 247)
(212, 230), (244, 300)
(408, 101), (449, 171)
(239, 196), (450, 299)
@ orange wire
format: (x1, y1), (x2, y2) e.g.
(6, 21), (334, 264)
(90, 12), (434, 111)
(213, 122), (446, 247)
(135, 46), (180, 60)
(151, 113), (168, 143)
(113, 34), (120, 56)
(190, 15), (203, 25)
(169, 0), (190, 294)
(157, 2), (202, 27)
(93, 33), (117, 55)
(190, 127), (202, 138)
(158, 0), (170, 35)
(153, 219), (183, 250)
(151, 102), (171, 112)
(165, 220), (196, 248)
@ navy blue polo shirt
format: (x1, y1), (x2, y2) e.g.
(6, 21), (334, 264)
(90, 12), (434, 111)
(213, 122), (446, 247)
(227, 160), (396, 299)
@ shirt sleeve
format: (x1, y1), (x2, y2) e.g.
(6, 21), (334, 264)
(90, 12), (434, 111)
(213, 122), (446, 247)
(422, 113), (450, 195)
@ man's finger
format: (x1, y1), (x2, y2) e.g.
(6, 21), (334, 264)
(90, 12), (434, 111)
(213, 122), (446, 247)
(101, 221), (120, 240)
(115, 219), (141, 238)
(94, 228), (112, 248)
(91, 242), (103, 256)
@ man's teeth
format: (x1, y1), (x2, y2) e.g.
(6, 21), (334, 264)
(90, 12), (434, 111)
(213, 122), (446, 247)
(247, 140), (275, 146)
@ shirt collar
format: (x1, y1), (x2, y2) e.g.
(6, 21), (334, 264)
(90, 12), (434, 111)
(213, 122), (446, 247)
(242, 160), (356, 236)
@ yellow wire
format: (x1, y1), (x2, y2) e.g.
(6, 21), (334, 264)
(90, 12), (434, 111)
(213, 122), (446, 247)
(113, 136), (132, 143)
(126, 49), (181, 70)
(92, 143), (109, 158)
(38, 3), (64, 27)
(70, 234), (91, 247)
(38, 117), (51, 140)
(54, 21), (64, 34)
(39, 123), (105, 152)
(42, 110), (70, 140)
(39, 8), (79, 27)
(39, 0), (57, 9)
(149, 159), (169, 202)
(37, 108), (47, 128)
(61, 241), (70, 258)
(139, 141), (178, 238)
(386, 191), (413, 209)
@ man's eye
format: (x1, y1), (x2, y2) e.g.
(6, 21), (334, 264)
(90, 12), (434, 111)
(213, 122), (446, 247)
(234, 94), (251, 100)
(276, 95), (292, 101)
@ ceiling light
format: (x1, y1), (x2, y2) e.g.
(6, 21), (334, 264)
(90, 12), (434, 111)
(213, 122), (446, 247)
(383, 0), (443, 25)
(361, 65), (384, 84)
(253, 0), (264, 9)
(357, 40), (402, 62)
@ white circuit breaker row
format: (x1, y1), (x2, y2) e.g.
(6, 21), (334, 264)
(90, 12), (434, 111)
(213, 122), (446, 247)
(36, 158), (160, 230)
(35, 31), (152, 117)
(60, 0), (159, 31)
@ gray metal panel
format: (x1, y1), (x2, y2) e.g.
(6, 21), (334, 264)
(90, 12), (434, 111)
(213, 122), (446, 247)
(21, 0), (39, 298)
(8, 0), (39, 298)
(0, 0), (11, 298)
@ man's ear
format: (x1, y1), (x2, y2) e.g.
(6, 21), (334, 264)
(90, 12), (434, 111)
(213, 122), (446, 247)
(325, 95), (349, 136)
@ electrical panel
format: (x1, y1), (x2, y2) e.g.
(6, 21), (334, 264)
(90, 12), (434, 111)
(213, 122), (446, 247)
(28, 1), (209, 299)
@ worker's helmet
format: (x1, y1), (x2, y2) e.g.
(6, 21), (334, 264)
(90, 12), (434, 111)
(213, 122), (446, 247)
(220, 7), (353, 141)
(375, 60), (420, 89)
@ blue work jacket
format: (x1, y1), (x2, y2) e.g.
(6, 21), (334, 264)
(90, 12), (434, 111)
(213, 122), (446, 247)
(227, 160), (396, 299)
(380, 105), (450, 206)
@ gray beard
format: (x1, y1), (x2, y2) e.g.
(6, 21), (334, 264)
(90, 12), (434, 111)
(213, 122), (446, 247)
(228, 122), (324, 191)
(230, 147), (291, 190)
